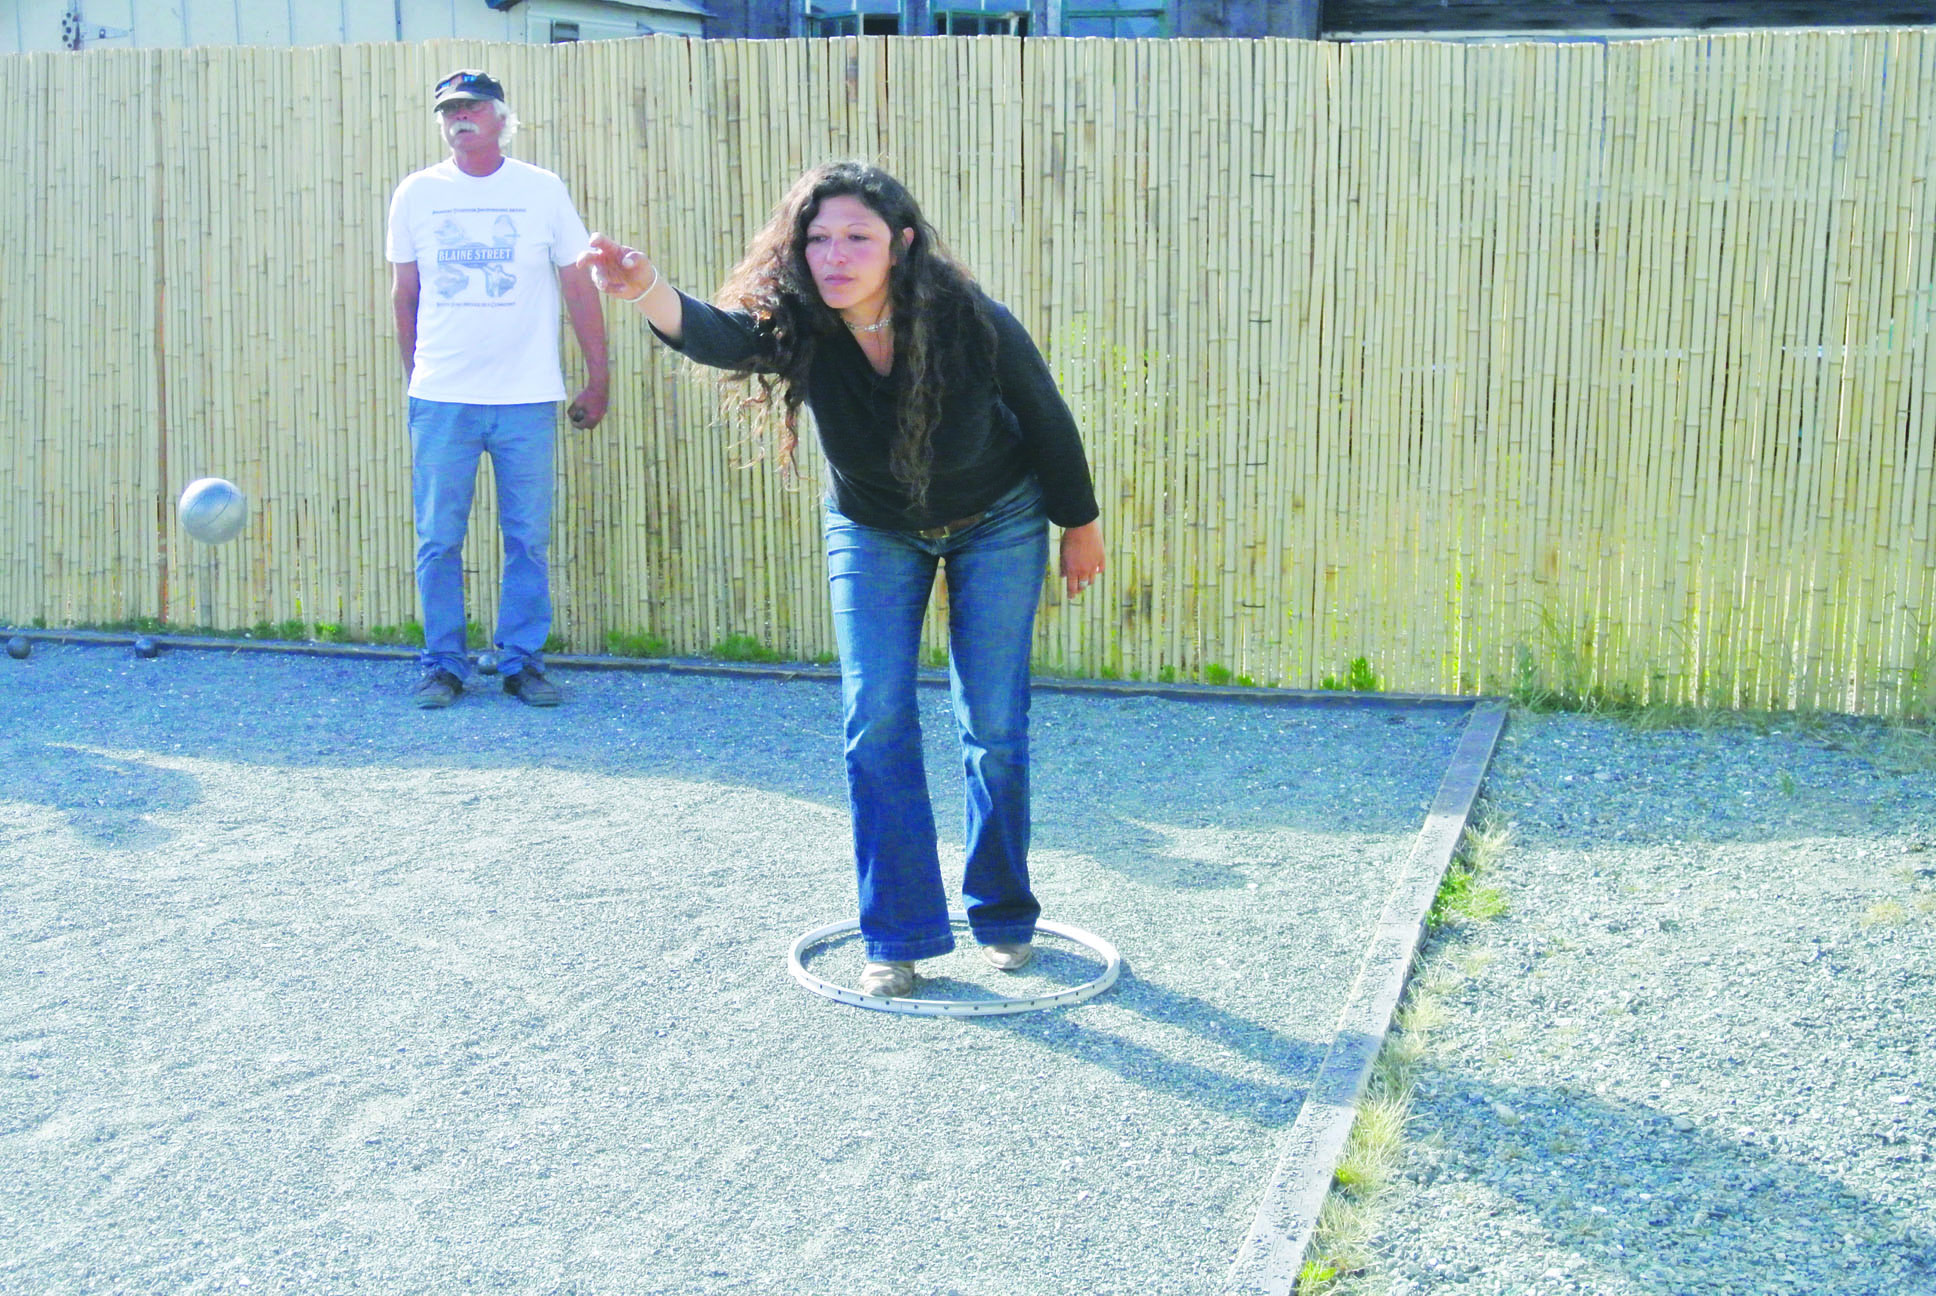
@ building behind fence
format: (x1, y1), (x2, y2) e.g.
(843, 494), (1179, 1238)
(15, 1), (1936, 47)
(2, 32), (1932, 715)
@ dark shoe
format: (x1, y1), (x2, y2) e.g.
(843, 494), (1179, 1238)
(981, 942), (1034, 972)
(413, 668), (463, 709)
(503, 667), (562, 707)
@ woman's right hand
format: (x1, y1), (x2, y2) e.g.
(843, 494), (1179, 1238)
(578, 233), (657, 300)
(579, 233), (681, 340)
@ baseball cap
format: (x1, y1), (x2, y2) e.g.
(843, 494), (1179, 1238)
(432, 70), (505, 109)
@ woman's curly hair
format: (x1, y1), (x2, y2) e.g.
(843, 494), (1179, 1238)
(712, 161), (995, 513)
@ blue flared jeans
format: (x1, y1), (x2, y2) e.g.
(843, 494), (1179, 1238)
(408, 398), (555, 681)
(824, 476), (1049, 963)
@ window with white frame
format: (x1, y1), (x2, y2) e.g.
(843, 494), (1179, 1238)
(524, 2), (705, 42)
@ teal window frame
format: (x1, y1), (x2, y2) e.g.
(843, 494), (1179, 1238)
(932, 4), (1030, 34)
(805, 0), (903, 36)
(805, 1), (1170, 39)
(1061, 3), (1170, 37)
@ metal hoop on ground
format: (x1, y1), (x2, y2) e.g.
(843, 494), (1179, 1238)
(788, 911), (1121, 1017)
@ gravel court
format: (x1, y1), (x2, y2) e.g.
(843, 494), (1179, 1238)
(1360, 711), (1936, 1296)
(0, 642), (1469, 1295)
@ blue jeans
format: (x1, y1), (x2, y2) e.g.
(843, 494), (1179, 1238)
(824, 476), (1049, 963)
(408, 398), (555, 680)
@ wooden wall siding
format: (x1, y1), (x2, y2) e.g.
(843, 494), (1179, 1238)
(2, 32), (1932, 715)
(1325, 2), (1936, 34)
(2, 0), (701, 54)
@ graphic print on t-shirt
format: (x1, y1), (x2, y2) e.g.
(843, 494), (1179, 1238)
(388, 157), (589, 402)
(432, 213), (519, 300)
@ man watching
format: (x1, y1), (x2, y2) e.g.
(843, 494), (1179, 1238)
(387, 69), (608, 709)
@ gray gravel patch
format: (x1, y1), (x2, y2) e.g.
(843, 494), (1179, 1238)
(1358, 711), (1936, 1296)
(0, 643), (1469, 1295)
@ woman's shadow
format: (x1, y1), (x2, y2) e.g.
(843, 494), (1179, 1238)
(1403, 1077), (1936, 1293)
(973, 958), (1328, 1130)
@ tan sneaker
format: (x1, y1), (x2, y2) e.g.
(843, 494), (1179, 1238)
(981, 942), (1034, 972)
(858, 961), (916, 998)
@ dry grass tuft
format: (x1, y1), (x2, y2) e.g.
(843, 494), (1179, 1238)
(1295, 816), (1510, 1294)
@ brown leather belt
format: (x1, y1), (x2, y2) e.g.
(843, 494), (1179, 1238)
(913, 512), (985, 540)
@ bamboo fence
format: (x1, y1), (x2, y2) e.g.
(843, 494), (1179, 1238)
(1, 31), (1932, 715)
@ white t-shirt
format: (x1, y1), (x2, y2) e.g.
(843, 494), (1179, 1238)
(386, 157), (591, 405)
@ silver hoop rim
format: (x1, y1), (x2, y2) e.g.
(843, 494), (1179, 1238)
(787, 912), (1122, 1016)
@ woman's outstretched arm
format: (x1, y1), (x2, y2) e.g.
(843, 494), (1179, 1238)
(577, 233), (683, 343)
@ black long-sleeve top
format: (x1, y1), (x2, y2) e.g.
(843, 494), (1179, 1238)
(655, 290), (1100, 532)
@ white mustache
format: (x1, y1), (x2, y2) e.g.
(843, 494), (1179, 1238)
(449, 120), (480, 136)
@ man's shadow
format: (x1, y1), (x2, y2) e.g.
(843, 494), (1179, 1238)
(0, 741), (199, 850)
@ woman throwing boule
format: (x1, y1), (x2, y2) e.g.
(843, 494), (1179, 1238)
(579, 161), (1103, 1000)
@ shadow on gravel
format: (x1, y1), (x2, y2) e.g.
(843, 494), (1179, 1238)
(981, 969), (1326, 1128)
(1492, 715), (1936, 849)
(4, 651), (1469, 872)
(1409, 1079), (1936, 1292)
(0, 741), (200, 850)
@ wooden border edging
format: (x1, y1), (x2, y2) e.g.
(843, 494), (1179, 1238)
(1223, 698), (1510, 1294)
